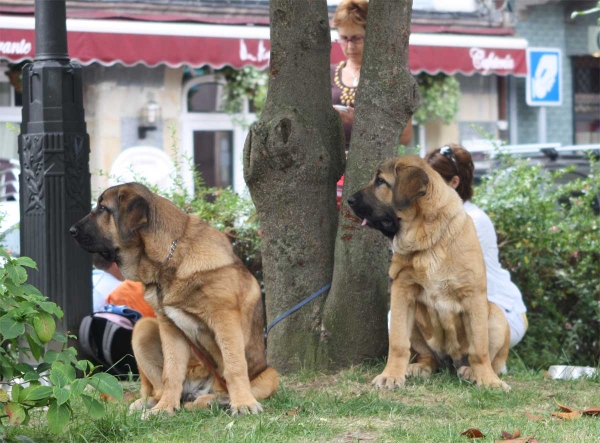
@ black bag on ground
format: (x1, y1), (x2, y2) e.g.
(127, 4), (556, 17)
(78, 312), (138, 376)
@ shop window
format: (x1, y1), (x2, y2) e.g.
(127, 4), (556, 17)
(572, 56), (600, 144)
(0, 63), (21, 160)
(187, 82), (225, 113)
(456, 74), (500, 144)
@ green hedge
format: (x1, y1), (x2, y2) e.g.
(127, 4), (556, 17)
(474, 155), (600, 369)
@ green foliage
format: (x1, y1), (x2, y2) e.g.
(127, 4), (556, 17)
(474, 154), (600, 368)
(217, 66), (268, 125)
(413, 73), (461, 125)
(0, 249), (123, 435)
(571, 1), (600, 25)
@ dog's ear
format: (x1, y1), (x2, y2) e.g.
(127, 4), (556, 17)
(393, 165), (429, 211)
(116, 188), (149, 243)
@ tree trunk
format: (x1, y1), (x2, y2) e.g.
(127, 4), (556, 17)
(243, 0), (345, 372)
(319, 0), (420, 369)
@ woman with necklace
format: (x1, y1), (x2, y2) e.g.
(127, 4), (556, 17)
(331, 0), (412, 206)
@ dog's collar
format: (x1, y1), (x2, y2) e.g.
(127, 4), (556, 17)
(162, 239), (179, 265)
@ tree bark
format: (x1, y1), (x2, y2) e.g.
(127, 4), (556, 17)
(319, 0), (420, 369)
(243, 0), (345, 372)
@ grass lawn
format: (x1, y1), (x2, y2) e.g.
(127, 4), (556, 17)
(7, 362), (600, 442)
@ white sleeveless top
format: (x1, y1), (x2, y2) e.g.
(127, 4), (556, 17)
(464, 201), (527, 315)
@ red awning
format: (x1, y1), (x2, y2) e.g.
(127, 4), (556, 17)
(0, 16), (527, 76)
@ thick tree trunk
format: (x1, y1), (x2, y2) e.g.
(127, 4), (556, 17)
(243, 0), (345, 372)
(319, 0), (420, 369)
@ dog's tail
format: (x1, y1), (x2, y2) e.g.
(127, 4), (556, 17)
(250, 366), (279, 400)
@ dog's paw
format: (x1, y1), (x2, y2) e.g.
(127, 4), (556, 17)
(183, 394), (217, 411)
(129, 397), (158, 412)
(406, 363), (433, 379)
(457, 365), (474, 382)
(230, 400), (263, 416)
(372, 373), (405, 390)
(478, 376), (511, 392)
(140, 401), (179, 420)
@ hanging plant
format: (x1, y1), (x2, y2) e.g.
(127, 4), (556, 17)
(4, 63), (27, 94)
(413, 73), (461, 125)
(216, 66), (268, 117)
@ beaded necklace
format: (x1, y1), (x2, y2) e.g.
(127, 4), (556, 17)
(334, 61), (359, 106)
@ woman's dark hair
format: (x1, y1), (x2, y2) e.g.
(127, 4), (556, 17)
(425, 143), (474, 202)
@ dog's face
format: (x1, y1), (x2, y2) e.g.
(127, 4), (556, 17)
(348, 156), (429, 239)
(70, 183), (150, 264)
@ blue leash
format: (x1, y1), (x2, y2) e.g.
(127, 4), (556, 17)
(266, 284), (331, 337)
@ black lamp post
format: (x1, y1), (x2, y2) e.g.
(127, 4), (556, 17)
(18, 0), (92, 346)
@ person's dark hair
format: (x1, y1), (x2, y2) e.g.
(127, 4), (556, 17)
(92, 253), (113, 271)
(425, 143), (474, 202)
(333, 0), (369, 29)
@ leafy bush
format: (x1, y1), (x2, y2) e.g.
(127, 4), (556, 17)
(413, 73), (461, 125)
(0, 249), (123, 435)
(474, 154), (600, 369)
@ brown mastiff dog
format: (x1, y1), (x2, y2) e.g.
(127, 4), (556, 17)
(348, 155), (510, 391)
(71, 182), (279, 415)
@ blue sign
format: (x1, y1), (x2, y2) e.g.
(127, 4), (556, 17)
(526, 48), (562, 106)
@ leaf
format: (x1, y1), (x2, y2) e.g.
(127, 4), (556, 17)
(18, 385), (53, 403)
(461, 428), (485, 438)
(583, 407), (600, 416)
(553, 397), (579, 413)
(0, 389), (9, 403)
(69, 378), (88, 398)
(0, 315), (25, 339)
(43, 350), (59, 364)
(494, 438), (536, 443)
(11, 384), (21, 402)
(32, 312), (56, 343)
(286, 406), (301, 416)
(89, 372), (123, 401)
(49, 363), (75, 388)
(16, 257), (37, 269)
(53, 386), (70, 406)
(25, 333), (42, 361)
(81, 394), (106, 419)
(23, 371), (40, 382)
(46, 401), (71, 434)
(552, 411), (582, 420)
(75, 360), (89, 372)
(4, 402), (27, 425)
(36, 362), (51, 374)
(52, 330), (68, 344)
(501, 430), (521, 439)
(5, 263), (21, 285)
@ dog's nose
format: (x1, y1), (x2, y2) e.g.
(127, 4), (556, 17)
(347, 195), (357, 207)
(69, 226), (79, 237)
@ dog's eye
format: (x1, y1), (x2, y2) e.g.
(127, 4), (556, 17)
(375, 177), (387, 186)
(98, 205), (107, 213)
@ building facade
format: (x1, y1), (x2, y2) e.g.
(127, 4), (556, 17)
(1, 0), (597, 198)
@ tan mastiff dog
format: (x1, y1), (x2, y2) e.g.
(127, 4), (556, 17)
(71, 182), (279, 416)
(348, 156), (510, 391)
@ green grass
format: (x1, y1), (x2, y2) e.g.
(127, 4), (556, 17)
(6, 362), (600, 442)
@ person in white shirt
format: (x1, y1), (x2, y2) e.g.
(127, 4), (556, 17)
(425, 144), (528, 347)
(92, 254), (124, 312)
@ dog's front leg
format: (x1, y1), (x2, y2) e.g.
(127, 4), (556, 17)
(373, 278), (419, 389)
(213, 312), (262, 415)
(463, 297), (510, 391)
(142, 315), (190, 418)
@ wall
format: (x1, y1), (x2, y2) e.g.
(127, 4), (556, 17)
(514, 1), (589, 146)
(83, 64), (184, 195)
(515, 2), (570, 145)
